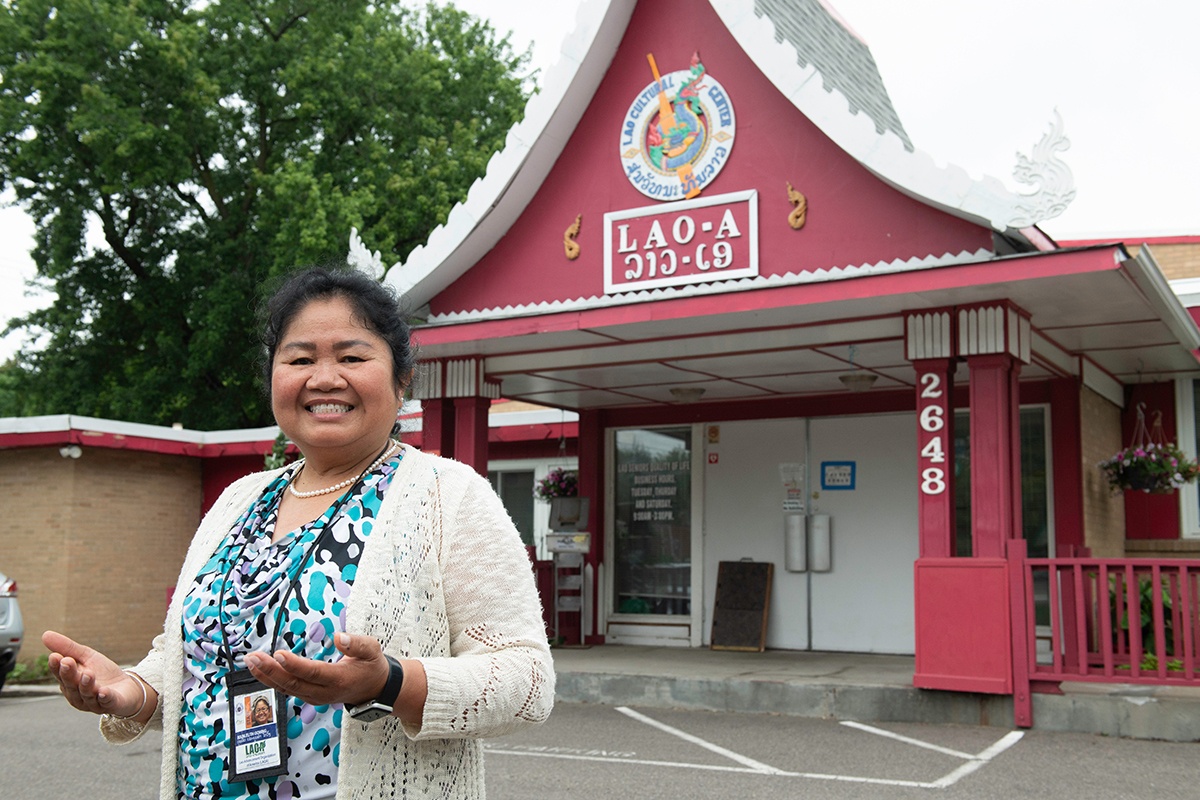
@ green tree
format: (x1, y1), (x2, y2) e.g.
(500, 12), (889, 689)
(0, 0), (529, 428)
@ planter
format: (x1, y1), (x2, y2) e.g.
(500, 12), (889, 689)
(1122, 467), (1177, 494)
(1099, 442), (1200, 495)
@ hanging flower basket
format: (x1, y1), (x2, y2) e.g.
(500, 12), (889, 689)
(534, 467), (578, 502)
(1099, 442), (1200, 494)
(1098, 405), (1200, 494)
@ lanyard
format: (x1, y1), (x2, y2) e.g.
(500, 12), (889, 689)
(215, 442), (392, 671)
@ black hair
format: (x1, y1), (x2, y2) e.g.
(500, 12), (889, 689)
(259, 263), (417, 397)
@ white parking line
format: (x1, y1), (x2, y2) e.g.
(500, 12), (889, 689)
(928, 731), (1025, 789)
(483, 748), (785, 775)
(615, 706), (791, 775)
(843, 721), (1025, 789)
(486, 707), (1025, 790)
(841, 720), (976, 759)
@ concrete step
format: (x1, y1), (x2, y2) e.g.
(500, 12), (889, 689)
(550, 645), (1200, 742)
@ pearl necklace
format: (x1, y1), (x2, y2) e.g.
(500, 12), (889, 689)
(288, 440), (399, 499)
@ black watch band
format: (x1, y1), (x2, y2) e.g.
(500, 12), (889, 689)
(375, 655), (405, 707)
(347, 655), (405, 723)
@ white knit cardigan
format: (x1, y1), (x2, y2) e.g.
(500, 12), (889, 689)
(100, 444), (555, 799)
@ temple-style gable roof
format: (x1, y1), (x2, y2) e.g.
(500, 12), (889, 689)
(360, 0), (1074, 311)
(340, 0), (1200, 415)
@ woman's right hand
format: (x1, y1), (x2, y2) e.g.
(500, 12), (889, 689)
(42, 630), (150, 719)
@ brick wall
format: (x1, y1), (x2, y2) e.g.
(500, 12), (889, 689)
(1143, 242), (1200, 281)
(0, 447), (200, 666)
(1079, 387), (1125, 556)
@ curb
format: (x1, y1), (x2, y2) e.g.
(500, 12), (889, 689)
(553, 671), (1200, 742)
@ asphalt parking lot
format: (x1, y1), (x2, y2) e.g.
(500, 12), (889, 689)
(3, 689), (1197, 799)
(483, 703), (1197, 799)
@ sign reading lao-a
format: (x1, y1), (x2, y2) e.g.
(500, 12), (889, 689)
(603, 189), (758, 294)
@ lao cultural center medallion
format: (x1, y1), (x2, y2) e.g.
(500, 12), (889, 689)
(619, 52), (736, 202)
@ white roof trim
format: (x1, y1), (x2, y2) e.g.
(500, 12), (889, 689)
(371, 0), (1076, 312)
(422, 247), (994, 324)
(1081, 359), (1125, 408)
(1170, 276), (1200, 307)
(375, 0), (636, 308)
(708, 0), (1075, 233)
(1, 405), (574, 443)
(0, 414), (282, 444)
(489, 408), (581, 428)
(1127, 246), (1200, 351)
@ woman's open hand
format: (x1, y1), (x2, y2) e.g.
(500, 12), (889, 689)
(42, 630), (150, 719)
(244, 632), (390, 709)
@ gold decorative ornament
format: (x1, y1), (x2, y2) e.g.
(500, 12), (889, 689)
(786, 182), (807, 230)
(564, 214), (582, 260)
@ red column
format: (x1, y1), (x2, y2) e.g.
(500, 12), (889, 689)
(453, 397), (491, 475)
(419, 397), (454, 457)
(968, 353), (1022, 558)
(913, 358), (957, 557)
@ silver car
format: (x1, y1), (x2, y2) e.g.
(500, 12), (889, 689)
(0, 571), (23, 692)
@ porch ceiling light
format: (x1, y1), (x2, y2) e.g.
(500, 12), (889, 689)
(669, 387), (706, 404)
(838, 373), (878, 392)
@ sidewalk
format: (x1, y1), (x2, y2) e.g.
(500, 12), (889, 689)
(10, 646), (1198, 742)
(550, 645), (1200, 742)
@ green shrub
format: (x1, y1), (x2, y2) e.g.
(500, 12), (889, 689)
(9, 654), (50, 683)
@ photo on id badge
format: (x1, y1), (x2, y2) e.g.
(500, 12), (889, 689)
(231, 689), (285, 780)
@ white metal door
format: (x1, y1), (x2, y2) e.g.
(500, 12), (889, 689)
(701, 418), (809, 650)
(808, 413), (918, 654)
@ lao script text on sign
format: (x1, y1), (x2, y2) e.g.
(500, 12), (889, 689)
(603, 189), (758, 294)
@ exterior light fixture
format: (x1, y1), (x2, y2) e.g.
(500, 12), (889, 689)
(669, 387), (706, 403)
(59, 445), (82, 459)
(838, 344), (877, 392)
(838, 373), (878, 392)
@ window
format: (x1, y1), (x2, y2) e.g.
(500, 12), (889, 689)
(488, 459), (580, 558)
(953, 406), (1053, 558)
(954, 406), (1053, 628)
(1174, 379), (1200, 539)
(488, 469), (536, 547)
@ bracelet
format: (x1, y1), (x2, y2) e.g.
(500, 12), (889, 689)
(110, 670), (149, 721)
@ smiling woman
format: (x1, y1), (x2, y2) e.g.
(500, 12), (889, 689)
(43, 263), (554, 800)
(262, 271), (414, 506)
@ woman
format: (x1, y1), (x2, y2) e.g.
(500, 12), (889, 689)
(44, 265), (554, 799)
(251, 696), (273, 727)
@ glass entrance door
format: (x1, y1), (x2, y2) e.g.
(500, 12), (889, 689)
(612, 427), (693, 617)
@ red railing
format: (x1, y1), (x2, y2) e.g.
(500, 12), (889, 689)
(1014, 550), (1200, 686)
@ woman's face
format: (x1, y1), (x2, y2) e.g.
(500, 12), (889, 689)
(253, 699), (271, 724)
(271, 296), (399, 463)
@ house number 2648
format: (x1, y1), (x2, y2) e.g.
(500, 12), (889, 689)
(918, 373), (946, 495)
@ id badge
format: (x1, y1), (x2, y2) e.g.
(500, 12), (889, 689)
(226, 669), (288, 782)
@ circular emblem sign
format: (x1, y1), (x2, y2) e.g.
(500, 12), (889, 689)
(618, 54), (736, 202)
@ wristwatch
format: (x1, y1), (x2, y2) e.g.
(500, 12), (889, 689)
(346, 655), (405, 723)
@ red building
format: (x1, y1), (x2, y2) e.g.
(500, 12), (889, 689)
(4, 0), (1200, 729)
(362, 0), (1200, 725)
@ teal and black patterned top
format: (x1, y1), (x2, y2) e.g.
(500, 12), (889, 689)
(177, 451), (402, 800)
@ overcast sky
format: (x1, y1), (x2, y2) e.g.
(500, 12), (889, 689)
(2, 0), (1197, 360)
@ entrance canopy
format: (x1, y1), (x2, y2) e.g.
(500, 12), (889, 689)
(412, 244), (1200, 410)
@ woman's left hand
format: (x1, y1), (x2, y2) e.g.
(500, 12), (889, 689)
(244, 632), (388, 708)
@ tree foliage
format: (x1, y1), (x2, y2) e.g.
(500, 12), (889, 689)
(0, 0), (529, 428)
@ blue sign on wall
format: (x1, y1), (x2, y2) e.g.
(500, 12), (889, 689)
(820, 461), (856, 490)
